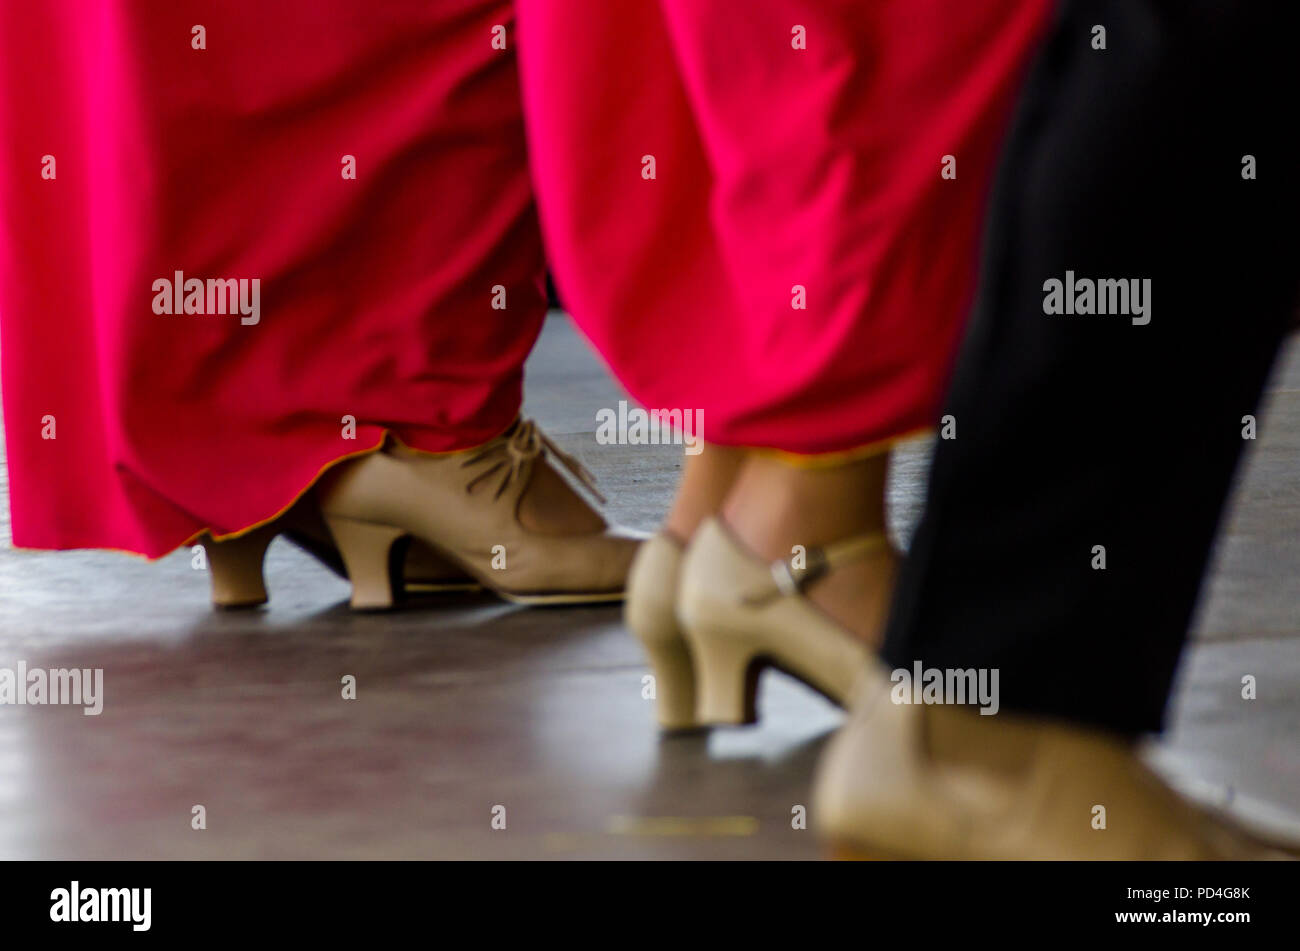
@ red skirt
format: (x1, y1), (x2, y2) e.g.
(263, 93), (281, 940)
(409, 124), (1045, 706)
(517, 0), (1050, 456)
(0, 1), (546, 557)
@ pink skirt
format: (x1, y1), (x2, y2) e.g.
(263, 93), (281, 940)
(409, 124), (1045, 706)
(517, 0), (1051, 455)
(0, 1), (546, 556)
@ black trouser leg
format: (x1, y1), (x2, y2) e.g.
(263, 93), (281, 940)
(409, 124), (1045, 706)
(881, 0), (1300, 736)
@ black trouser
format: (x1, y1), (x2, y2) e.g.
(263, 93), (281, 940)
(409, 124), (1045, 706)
(881, 0), (1300, 736)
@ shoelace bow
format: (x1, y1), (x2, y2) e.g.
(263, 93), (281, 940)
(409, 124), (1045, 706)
(460, 418), (606, 504)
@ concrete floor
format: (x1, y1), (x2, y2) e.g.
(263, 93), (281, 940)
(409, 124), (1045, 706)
(0, 315), (1297, 859)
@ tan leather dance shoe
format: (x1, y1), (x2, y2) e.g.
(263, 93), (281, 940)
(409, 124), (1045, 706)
(674, 517), (887, 725)
(813, 671), (1296, 859)
(316, 418), (643, 610)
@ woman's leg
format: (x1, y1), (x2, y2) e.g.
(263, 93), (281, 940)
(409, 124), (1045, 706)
(519, 0), (1051, 722)
(721, 453), (896, 646)
(662, 447), (748, 544)
(656, 0), (1050, 647)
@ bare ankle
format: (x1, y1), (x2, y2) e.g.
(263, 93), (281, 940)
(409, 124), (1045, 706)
(663, 444), (747, 542)
(807, 548), (899, 647)
(719, 451), (896, 645)
(722, 452), (889, 559)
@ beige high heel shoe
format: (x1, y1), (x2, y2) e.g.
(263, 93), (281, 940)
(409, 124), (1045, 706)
(316, 419), (643, 610)
(203, 493), (477, 609)
(625, 532), (698, 731)
(676, 517), (891, 725)
(813, 672), (1298, 859)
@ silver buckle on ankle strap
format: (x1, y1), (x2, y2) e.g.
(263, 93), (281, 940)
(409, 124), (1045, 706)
(770, 547), (829, 597)
(743, 533), (888, 607)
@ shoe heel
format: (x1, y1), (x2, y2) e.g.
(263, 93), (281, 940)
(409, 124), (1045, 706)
(324, 516), (406, 611)
(625, 534), (699, 731)
(205, 525), (276, 608)
(688, 630), (761, 726)
(640, 638), (699, 732)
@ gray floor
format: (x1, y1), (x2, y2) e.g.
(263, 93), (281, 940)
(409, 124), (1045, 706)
(0, 314), (1297, 859)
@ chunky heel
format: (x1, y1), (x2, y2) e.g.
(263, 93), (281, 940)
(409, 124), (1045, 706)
(641, 638), (699, 732)
(688, 631), (761, 726)
(324, 516), (407, 611)
(205, 524), (276, 608)
(625, 533), (700, 731)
